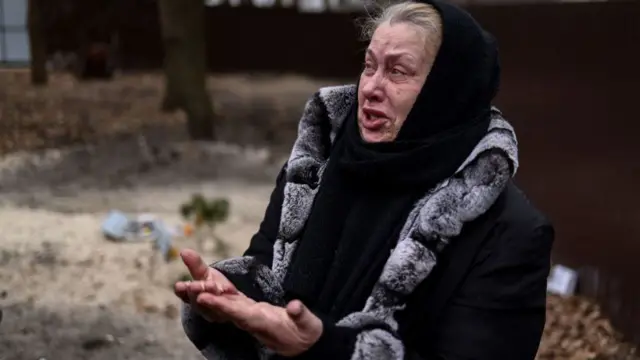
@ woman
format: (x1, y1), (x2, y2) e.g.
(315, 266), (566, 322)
(175, 0), (554, 359)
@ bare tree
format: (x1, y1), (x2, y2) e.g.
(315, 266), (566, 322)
(158, 0), (216, 140)
(27, 0), (48, 85)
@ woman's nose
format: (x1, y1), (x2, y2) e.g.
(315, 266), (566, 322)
(361, 74), (383, 100)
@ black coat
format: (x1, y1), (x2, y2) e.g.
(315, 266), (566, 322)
(181, 86), (554, 360)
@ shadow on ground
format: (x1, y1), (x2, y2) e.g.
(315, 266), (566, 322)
(0, 301), (201, 360)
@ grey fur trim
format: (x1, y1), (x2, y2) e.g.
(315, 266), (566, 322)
(319, 85), (356, 143)
(278, 183), (318, 242)
(213, 256), (285, 305)
(286, 84), (355, 183)
(456, 109), (518, 174)
(351, 329), (405, 360)
(286, 93), (328, 185)
(271, 85), (356, 276)
(213, 256), (255, 275)
(272, 239), (299, 284)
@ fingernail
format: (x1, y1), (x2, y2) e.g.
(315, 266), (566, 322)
(216, 283), (223, 294)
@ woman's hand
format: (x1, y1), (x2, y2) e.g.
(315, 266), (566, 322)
(198, 293), (323, 357)
(174, 248), (238, 323)
(175, 249), (322, 355)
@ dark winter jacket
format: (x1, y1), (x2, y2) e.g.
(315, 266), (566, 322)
(181, 85), (554, 360)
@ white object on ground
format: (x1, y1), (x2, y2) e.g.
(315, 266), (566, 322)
(547, 264), (578, 297)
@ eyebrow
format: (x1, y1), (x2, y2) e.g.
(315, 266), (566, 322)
(367, 48), (418, 65)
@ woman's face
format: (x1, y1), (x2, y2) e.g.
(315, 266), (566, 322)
(358, 22), (438, 143)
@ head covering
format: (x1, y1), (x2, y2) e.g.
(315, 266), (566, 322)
(339, 0), (501, 191)
(283, 0), (503, 316)
(399, 0), (500, 138)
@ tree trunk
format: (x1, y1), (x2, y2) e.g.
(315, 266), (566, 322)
(158, 0), (215, 140)
(27, 0), (48, 85)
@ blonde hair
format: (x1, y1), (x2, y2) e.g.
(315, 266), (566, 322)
(360, 2), (443, 49)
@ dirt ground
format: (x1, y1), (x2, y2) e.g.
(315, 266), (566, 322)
(0, 70), (636, 360)
(0, 70), (324, 360)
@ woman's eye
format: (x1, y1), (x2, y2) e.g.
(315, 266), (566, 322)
(363, 62), (375, 75)
(391, 68), (406, 76)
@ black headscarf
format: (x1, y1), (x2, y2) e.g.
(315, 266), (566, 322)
(283, 0), (502, 319)
(340, 0), (501, 190)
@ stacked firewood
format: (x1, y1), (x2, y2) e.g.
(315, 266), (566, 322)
(538, 294), (638, 360)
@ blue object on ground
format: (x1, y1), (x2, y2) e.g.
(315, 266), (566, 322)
(102, 210), (131, 241)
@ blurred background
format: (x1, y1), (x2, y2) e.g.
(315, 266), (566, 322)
(0, 0), (638, 359)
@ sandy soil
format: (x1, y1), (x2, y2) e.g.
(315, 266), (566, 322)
(0, 142), (283, 360)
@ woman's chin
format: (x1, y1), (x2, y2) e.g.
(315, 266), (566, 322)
(359, 127), (390, 143)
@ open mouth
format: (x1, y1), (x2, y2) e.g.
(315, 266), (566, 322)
(362, 109), (386, 130)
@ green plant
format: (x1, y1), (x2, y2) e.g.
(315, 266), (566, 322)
(180, 193), (231, 257)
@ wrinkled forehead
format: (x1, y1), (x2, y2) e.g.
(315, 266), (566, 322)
(368, 21), (439, 65)
(369, 22), (429, 52)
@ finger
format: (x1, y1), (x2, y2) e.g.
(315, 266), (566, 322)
(196, 293), (229, 312)
(197, 310), (222, 323)
(203, 281), (224, 295)
(187, 280), (225, 296)
(197, 293), (256, 328)
(189, 293), (225, 325)
(235, 303), (276, 333)
(186, 280), (208, 294)
(209, 270), (238, 294)
(194, 304), (227, 323)
(175, 281), (189, 291)
(173, 284), (189, 303)
(217, 280), (238, 295)
(188, 289), (199, 305)
(286, 300), (316, 331)
(174, 282), (190, 303)
(180, 249), (209, 280)
(286, 300), (304, 318)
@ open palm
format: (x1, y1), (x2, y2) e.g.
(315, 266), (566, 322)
(197, 292), (323, 357)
